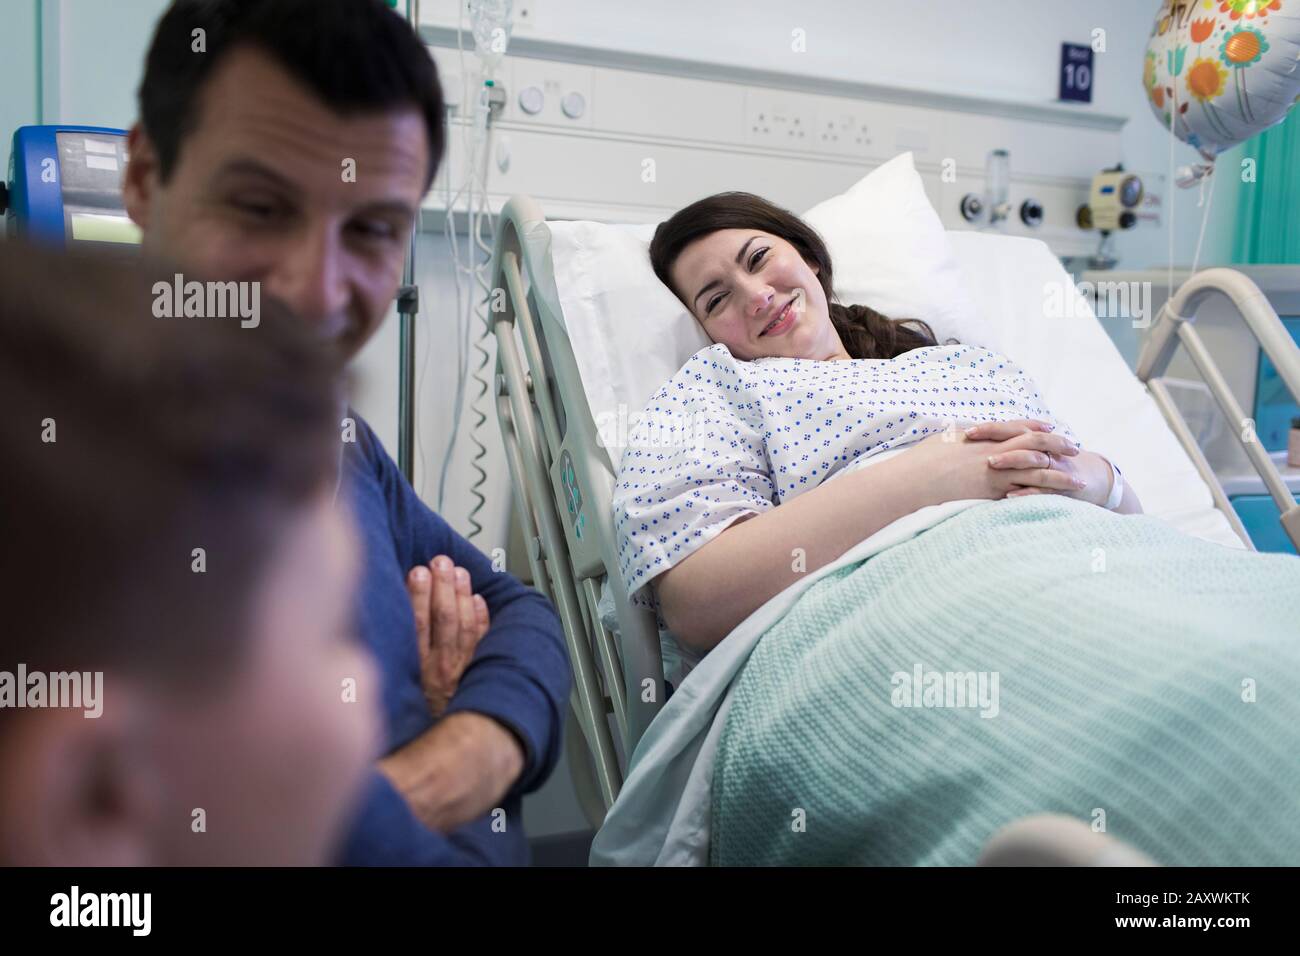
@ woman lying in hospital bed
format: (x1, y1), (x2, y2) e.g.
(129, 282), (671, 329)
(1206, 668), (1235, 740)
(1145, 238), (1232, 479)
(600, 192), (1300, 866)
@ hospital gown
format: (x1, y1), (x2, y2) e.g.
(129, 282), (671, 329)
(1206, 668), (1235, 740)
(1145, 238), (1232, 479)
(613, 341), (1078, 614)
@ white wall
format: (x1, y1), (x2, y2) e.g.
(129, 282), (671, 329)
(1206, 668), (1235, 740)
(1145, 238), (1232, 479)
(45, 0), (171, 129)
(0, 0), (41, 175)
(423, 0), (1238, 269)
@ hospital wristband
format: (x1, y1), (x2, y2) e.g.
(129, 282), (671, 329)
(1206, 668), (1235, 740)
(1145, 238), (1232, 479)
(1103, 457), (1125, 511)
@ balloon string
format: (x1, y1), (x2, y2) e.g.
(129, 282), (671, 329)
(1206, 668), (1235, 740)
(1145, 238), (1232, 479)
(1168, 78), (1176, 308)
(1190, 167), (1217, 278)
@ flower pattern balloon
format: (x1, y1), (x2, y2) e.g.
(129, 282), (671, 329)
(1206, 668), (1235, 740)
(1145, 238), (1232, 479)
(1145, 0), (1300, 160)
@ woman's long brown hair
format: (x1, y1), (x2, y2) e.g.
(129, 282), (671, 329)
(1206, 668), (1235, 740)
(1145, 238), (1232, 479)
(649, 191), (939, 360)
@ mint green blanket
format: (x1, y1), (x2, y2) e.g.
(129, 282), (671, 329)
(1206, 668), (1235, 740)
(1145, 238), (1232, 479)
(712, 496), (1300, 866)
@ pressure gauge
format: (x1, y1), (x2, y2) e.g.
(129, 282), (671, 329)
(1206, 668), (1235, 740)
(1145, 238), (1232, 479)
(1119, 175), (1144, 209)
(1020, 199), (1044, 227)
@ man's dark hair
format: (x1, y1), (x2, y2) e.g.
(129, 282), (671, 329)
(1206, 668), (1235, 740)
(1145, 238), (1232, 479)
(139, 0), (445, 186)
(0, 241), (344, 688)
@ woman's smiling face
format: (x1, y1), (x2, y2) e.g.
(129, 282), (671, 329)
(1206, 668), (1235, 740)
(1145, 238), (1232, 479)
(669, 228), (846, 361)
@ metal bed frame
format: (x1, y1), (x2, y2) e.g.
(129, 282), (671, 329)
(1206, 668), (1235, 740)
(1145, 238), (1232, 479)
(486, 196), (664, 826)
(1136, 267), (1300, 551)
(487, 194), (1300, 829)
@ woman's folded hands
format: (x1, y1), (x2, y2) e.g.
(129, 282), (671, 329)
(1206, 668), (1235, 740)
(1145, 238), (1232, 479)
(911, 419), (1115, 509)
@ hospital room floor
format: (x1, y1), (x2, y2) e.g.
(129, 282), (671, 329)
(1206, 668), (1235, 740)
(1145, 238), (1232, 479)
(522, 711), (601, 865)
(530, 831), (597, 867)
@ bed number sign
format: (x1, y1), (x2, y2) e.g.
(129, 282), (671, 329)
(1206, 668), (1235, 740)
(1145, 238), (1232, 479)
(1059, 43), (1093, 104)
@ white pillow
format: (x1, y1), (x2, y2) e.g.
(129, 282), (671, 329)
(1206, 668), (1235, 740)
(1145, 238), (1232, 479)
(548, 220), (709, 472)
(803, 151), (999, 353)
(549, 151), (994, 469)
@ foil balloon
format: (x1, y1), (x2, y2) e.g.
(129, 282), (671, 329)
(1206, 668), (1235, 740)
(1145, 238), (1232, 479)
(1144, 0), (1300, 162)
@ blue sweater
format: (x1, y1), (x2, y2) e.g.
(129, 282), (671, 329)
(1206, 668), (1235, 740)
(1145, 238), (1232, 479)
(335, 416), (571, 865)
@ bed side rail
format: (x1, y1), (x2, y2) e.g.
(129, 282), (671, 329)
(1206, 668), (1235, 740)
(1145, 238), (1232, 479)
(488, 197), (667, 814)
(488, 205), (622, 814)
(1135, 267), (1300, 551)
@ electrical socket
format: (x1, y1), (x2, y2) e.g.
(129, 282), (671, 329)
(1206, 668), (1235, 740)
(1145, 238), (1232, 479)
(815, 106), (873, 156)
(745, 94), (812, 148)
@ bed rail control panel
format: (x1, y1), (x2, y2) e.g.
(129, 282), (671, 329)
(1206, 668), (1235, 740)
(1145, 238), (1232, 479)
(558, 449), (585, 540)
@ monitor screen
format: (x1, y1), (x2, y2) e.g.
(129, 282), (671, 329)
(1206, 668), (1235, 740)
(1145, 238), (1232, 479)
(69, 212), (142, 245)
(55, 130), (138, 247)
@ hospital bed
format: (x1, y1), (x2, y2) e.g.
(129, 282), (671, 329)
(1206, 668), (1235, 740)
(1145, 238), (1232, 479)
(485, 193), (1300, 836)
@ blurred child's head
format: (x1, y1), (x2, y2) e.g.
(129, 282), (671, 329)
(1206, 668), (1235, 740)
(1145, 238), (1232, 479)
(0, 242), (378, 865)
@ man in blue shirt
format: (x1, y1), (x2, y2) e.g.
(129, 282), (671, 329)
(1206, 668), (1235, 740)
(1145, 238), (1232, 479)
(123, 0), (571, 864)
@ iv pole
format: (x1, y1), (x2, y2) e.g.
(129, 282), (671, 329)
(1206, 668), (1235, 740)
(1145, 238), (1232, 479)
(397, 231), (418, 483)
(395, 0), (419, 483)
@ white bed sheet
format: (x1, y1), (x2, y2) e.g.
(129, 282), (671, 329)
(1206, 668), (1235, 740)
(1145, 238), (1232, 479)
(945, 230), (1243, 550)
